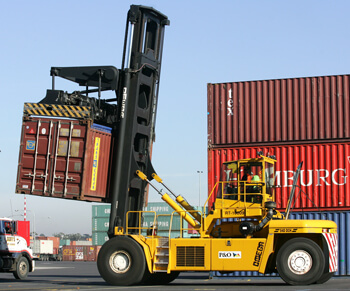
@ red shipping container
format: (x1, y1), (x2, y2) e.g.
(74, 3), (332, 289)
(62, 245), (97, 261)
(16, 117), (112, 202)
(208, 74), (350, 147)
(208, 142), (350, 212)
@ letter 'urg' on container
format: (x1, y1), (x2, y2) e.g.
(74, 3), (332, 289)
(208, 143), (350, 212)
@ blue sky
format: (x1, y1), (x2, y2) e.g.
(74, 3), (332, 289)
(1, 0), (350, 235)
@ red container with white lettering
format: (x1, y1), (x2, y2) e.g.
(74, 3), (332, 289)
(208, 142), (350, 212)
(207, 74), (350, 147)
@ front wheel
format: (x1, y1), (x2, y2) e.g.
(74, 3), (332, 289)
(13, 256), (29, 280)
(276, 238), (325, 285)
(97, 236), (148, 286)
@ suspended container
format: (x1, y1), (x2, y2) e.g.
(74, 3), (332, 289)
(16, 117), (112, 202)
(208, 74), (350, 147)
(208, 143), (350, 211)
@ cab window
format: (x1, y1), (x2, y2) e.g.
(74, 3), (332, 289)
(0, 221), (14, 234)
(265, 162), (275, 195)
(219, 162), (238, 199)
(239, 163), (263, 182)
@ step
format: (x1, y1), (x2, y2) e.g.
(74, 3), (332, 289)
(156, 253), (169, 257)
(155, 260), (169, 265)
(156, 245), (169, 249)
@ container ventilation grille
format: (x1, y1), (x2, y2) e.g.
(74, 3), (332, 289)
(176, 246), (205, 267)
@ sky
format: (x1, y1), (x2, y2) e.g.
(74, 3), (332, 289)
(1, 0), (350, 236)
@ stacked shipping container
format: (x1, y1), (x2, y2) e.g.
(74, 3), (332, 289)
(62, 245), (100, 261)
(92, 205), (110, 246)
(208, 143), (350, 210)
(91, 203), (191, 242)
(207, 74), (350, 276)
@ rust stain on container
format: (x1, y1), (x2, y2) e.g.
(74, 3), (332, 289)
(16, 117), (112, 202)
(208, 74), (350, 147)
(208, 143), (350, 212)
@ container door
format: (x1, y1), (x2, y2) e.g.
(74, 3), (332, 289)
(16, 118), (86, 199)
(16, 118), (55, 195)
(49, 120), (87, 199)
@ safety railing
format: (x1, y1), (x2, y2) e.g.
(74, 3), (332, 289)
(125, 211), (157, 235)
(204, 181), (266, 215)
(168, 209), (202, 238)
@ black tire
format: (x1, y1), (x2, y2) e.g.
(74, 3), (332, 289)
(144, 271), (180, 285)
(97, 236), (148, 286)
(13, 256), (29, 280)
(316, 272), (334, 284)
(276, 237), (325, 285)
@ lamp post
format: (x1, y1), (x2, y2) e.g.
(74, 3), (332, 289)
(197, 171), (203, 208)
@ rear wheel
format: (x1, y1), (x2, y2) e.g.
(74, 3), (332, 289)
(276, 238), (325, 285)
(13, 256), (29, 280)
(316, 272), (334, 284)
(97, 236), (148, 286)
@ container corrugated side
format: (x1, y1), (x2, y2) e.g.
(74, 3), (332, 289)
(208, 143), (350, 211)
(212, 210), (350, 277)
(92, 205), (110, 218)
(92, 217), (109, 232)
(92, 231), (109, 246)
(31, 240), (53, 255)
(62, 245), (98, 261)
(59, 239), (71, 246)
(208, 74), (350, 147)
(16, 117), (112, 202)
(142, 213), (182, 232)
(144, 202), (174, 214)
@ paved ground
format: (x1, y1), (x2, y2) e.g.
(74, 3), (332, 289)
(0, 261), (349, 291)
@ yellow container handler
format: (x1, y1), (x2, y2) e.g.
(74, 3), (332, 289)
(97, 155), (338, 286)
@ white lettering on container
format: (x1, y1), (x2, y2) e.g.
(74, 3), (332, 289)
(227, 88), (233, 116)
(227, 168), (347, 188)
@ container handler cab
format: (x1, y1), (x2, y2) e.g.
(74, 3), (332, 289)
(96, 154), (338, 286)
(15, 4), (338, 287)
(0, 218), (34, 279)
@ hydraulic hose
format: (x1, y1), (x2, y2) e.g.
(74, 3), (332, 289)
(239, 201), (276, 237)
(254, 208), (274, 232)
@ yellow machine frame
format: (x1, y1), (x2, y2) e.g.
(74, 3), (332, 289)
(109, 155), (337, 284)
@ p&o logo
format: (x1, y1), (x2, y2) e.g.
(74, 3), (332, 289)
(218, 251), (241, 259)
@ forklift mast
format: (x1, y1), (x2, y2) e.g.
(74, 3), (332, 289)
(108, 5), (169, 236)
(36, 5), (170, 236)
